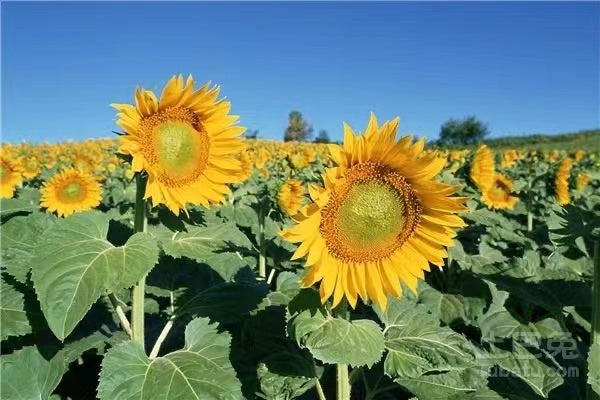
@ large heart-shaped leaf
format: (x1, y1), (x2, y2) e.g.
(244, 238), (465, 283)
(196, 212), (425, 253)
(32, 211), (158, 340)
(378, 297), (476, 379)
(0, 346), (66, 400)
(287, 290), (384, 367)
(98, 317), (243, 400)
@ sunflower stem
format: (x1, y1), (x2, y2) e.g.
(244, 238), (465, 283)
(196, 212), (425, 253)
(107, 293), (132, 338)
(335, 299), (351, 400)
(527, 211), (533, 232)
(258, 198), (267, 278)
(131, 173), (148, 346)
(336, 364), (350, 400)
(588, 240), (600, 400)
(314, 378), (327, 400)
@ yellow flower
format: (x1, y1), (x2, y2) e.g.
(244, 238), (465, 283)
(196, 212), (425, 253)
(290, 152), (308, 169)
(576, 173), (590, 191)
(481, 174), (518, 210)
(238, 152), (253, 181)
(555, 158), (573, 205)
(501, 149), (518, 168)
(470, 145), (495, 191)
(255, 149), (270, 169)
(278, 179), (305, 216)
(281, 114), (468, 310)
(72, 152), (95, 173)
(21, 156), (42, 179)
(574, 150), (585, 162)
(0, 156), (23, 198)
(112, 74), (246, 215)
(41, 168), (102, 217)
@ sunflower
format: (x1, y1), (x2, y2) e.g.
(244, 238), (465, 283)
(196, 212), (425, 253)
(21, 156), (42, 179)
(281, 114), (468, 310)
(470, 145), (495, 191)
(112, 74), (246, 215)
(279, 179), (305, 216)
(41, 168), (102, 217)
(481, 174), (518, 210)
(574, 150), (585, 163)
(501, 149), (519, 168)
(0, 156), (23, 198)
(555, 158), (573, 205)
(576, 173), (590, 191)
(71, 152), (95, 173)
(238, 152), (253, 181)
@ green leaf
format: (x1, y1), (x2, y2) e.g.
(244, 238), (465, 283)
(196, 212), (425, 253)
(98, 317), (243, 400)
(287, 290), (385, 367)
(490, 342), (563, 398)
(1, 213), (56, 283)
(0, 199), (36, 219)
(259, 272), (301, 309)
(418, 281), (487, 326)
(0, 277), (31, 340)
(549, 205), (600, 254)
(395, 368), (487, 400)
(147, 260), (267, 323)
(378, 297), (476, 379)
(589, 343), (600, 396)
(0, 346), (66, 400)
(257, 351), (317, 400)
(155, 223), (254, 280)
(32, 211), (159, 340)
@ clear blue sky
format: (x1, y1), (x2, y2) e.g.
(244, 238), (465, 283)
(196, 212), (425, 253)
(2, 1), (599, 143)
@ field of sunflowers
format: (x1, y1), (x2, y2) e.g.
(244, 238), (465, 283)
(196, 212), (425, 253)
(1, 75), (600, 400)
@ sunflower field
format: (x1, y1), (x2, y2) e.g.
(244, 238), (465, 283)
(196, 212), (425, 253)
(1, 75), (600, 400)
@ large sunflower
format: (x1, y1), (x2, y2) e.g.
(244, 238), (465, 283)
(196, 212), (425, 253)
(0, 156), (23, 198)
(112, 74), (246, 215)
(279, 179), (305, 216)
(470, 145), (495, 191)
(281, 115), (468, 310)
(481, 174), (518, 210)
(41, 168), (102, 217)
(555, 157), (573, 205)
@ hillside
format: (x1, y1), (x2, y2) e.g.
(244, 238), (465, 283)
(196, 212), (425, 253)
(482, 129), (600, 151)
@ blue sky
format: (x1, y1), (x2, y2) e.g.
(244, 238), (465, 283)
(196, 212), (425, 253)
(2, 1), (599, 143)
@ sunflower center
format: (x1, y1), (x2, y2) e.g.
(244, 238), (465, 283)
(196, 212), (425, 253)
(320, 161), (421, 263)
(138, 106), (211, 188)
(60, 182), (85, 202)
(25, 159), (38, 170)
(489, 179), (509, 200)
(337, 181), (405, 248)
(156, 121), (197, 173)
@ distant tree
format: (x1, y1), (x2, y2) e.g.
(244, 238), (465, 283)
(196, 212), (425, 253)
(284, 110), (313, 142)
(244, 128), (259, 139)
(314, 129), (330, 144)
(438, 116), (489, 146)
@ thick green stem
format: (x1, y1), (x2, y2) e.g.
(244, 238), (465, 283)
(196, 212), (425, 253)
(334, 300), (351, 400)
(527, 211), (533, 232)
(131, 174), (148, 345)
(336, 364), (350, 400)
(588, 240), (600, 400)
(258, 200), (267, 278)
